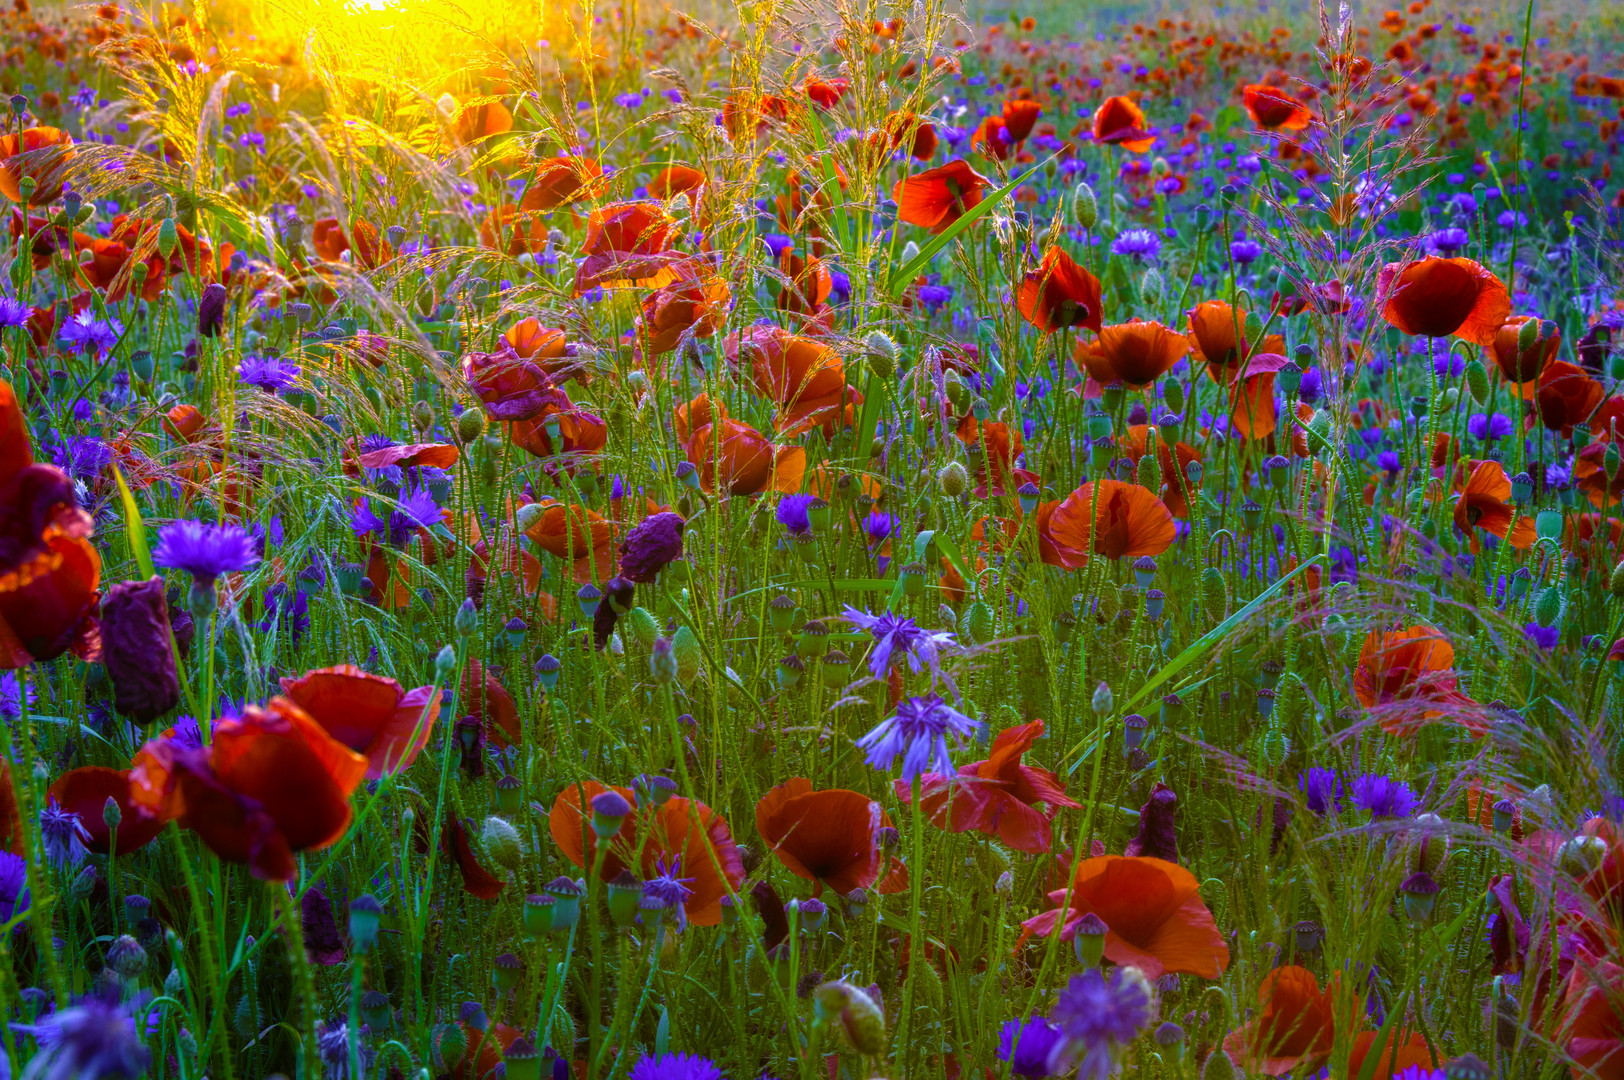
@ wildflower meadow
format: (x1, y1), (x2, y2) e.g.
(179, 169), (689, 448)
(2, 0), (1624, 1078)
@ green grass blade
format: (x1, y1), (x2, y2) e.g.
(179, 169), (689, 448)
(112, 463), (156, 580)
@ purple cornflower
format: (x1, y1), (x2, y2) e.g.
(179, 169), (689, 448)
(10, 989), (152, 1080)
(1228, 238), (1262, 265)
(1298, 767), (1342, 815)
(0, 670), (36, 722)
(388, 488), (442, 546)
(1426, 227), (1470, 255)
(841, 607), (959, 689)
(58, 310), (124, 356)
(1522, 623), (1560, 651)
(1392, 1068), (1445, 1080)
(152, 520), (261, 585)
(238, 354), (301, 393)
(1350, 773), (1418, 819)
(642, 857), (696, 932)
(918, 283), (954, 312)
(999, 1016), (1066, 1078)
(863, 512), (894, 543)
(0, 850), (29, 924)
(777, 494), (815, 534)
(856, 692), (981, 783)
(1110, 228), (1161, 262)
(40, 799), (91, 869)
(628, 1052), (725, 1080)
(0, 296), (28, 327)
(1046, 967), (1157, 1080)
(1467, 413), (1512, 442)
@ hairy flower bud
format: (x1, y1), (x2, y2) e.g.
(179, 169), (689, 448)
(1073, 181), (1098, 228)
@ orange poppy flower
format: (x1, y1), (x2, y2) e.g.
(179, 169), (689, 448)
(804, 76), (848, 109)
(1576, 443), (1624, 509)
(509, 407), (608, 460)
(479, 204), (547, 257)
(685, 419), (805, 496)
(1242, 84), (1313, 131)
(1018, 854), (1229, 979)
(969, 115), (1013, 161)
(1002, 99), (1041, 143)
(1488, 315), (1558, 391)
(755, 778), (893, 895)
(639, 268), (730, 355)
(1556, 959), (1624, 1080)
(647, 164), (707, 199)
(1092, 96), (1155, 153)
(955, 414), (1024, 486)
(164, 403), (207, 442)
(884, 111), (937, 160)
(1533, 361), (1606, 437)
(0, 126), (75, 206)
(521, 499), (613, 562)
(1047, 479), (1175, 564)
(1453, 460), (1536, 550)
(47, 766), (165, 855)
(1075, 319), (1191, 388)
(735, 325), (847, 427)
(451, 99), (513, 145)
(1223, 966), (1336, 1076)
(549, 780), (745, 927)
(1227, 352), (1292, 441)
(72, 232), (143, 300)
(442, 812), (506, 899)
(1185, 300), (1285, 382)
(0, 379), (101, 669)
(576, 201), (680, 292)
(278, 665), (440, 779)
(9, 209), (66, 270)
(672, 393), (725, 443)
(891, 159), (991, 235)
(1017, 247), (1103, 334)
(128, 698), (368, 882)
(503, 318), (566, 361)
(1120, 425), (1201, 518)
(518, 155), (603, 212)
(897, 719), (1080, 853)
(1377, 257), (1510, 346)
(1353, 625), (1481, 736)
(1348, 1031), (1437, 1080)
(311, 216), (393, 269)
(721, 93), (790, 142)
(776, 246), (833, 316)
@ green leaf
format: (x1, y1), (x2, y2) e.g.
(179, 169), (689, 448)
(112, 463), (155, 579)
(809, 118), (854, 253)
(885, 153), (1057, 296)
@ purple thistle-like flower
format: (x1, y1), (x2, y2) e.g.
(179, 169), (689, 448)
(1046, 968), (1156, 1079)
(1, 670), (36, 722)
(40, 799), (91, 869)
(0, 296), (29, 328)
(776, 494), (815, 534)
(864, 512), (894, 543)
(627, 1052), (725, 1080)
(1110, 228), (1161, 262)
(0, 850), (29, 924)
(1350, 773), (1418, 819)
(642, 857), (696, 933)
(619, 512), (685, 583)
(841, 607), (959, 692)
(388, 488), (442, 547)
(1299, 767), (1342, 815)
(1522, 623), (1560, 652)
(152, 520), (261, 585)
(351, 499), (389, 540)
(58, 309), (124, 356)
(856, 692), (981, 784)
(11, 989), (151, 1080)
(999, 1016), (1065, 1078)
(1467, 413), (1512, 442)
(239, 354), (301, 393)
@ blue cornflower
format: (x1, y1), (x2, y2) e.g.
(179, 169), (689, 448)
(1110, 228), (1161, 262)
(642, 857), (696, 932)
(39, 800), (91, 869)
(388, 488), (442, 547)
(351, 499), (389, 540)
(1350, 773), (1418, 819)
(1228, 238), (1262, 265)
(1522, 623), (1560, 651)
(841, 607), (959, 689)
(0, 850), (28, 924)
(1392, 1068), (1445, 1080)
(999, 1015), (1066, 1077)
(918, 283), (954, 312)
(777, 494), (815, 534)
(0, 296), (28, 328)
(58, 310), (124, 356)
(317, 1018), (372, 1079)
(0, 671), (35, 723)
(1467, 413), (1512, 442)
(1046, 967), (1156, 1080)
(863, 512), (893, 544)
(238, 354), (301, 393)
(10, 989), (151, 1080)
(152, 520), (261, 586)
(1298, 767), (1342, 815)
(1426, 227), (1470, 255)
(627, 1052), (725, 1080)
(857, 692), (981, 784)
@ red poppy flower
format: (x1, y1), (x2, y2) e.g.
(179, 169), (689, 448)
(311, 217), (392, 269)
(461, 659), (522, 746)
(1576, 443), (1624, 509)
(1185, 300), (1286, 382)
(1226, 353), (1292, 441)
(520, 156), (603, 212)
(450, 98), (512, 145)
(1047, 479), (1177, 564)
(1556, 959), (1624, 1080)
(804, 76), (848, 109)
(509, 406), (608, 461)
(755, 779), (892, 895)
(647, 164), (707, 199)
(47, 767), (165, 855)
(897, 719), (1080, 853)
(1120, 425), (1201, 518)
(549, 780), (745, 927)
(357, 442), (459, 472)
(1018, 854), (1229, 979)
(1348, 1031), (1437, 1080)
(521, 499), (613, 562)
(0, 126), (75, 206)
(1075, 319), (1191, 388)
(1223, 966), (1336, 1076)
(0, 378), (101, 669)
(128, 698), (368, 882)
(685, 419), (805, 496)
(969, 115), (1013, 161)
(1453, 460), (1536, 550)
(1377, 257), (1510, 346)
(1002, 99), (1042, 143)
(891, 159), (991, 235)
(1533, 361), (1607, 437)
(1489, 315), (1559, 391)
(478, 204), (547, 257)
(278, 665), (440, 779)
(1017, 247), (1103, 334)
(1353, 625), (1482, 736)
(581, 200), (677, 259)
(1242, 84), (1313, 131)
(721, 93), (789, 142)
(10, 209), (67, 270)
(776, 246), (833, 317)
(884, 111), (937, 160)
(1092, 96), (1155, 152)
(639, 268), (730, 356)
(0, 760), (21, 855)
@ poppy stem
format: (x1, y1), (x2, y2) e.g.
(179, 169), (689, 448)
(896, 773), (925, 1076)
(275, 881), (316, 1078)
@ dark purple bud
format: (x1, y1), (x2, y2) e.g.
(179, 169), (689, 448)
(618, 512), (685, 584)
(101, 577), (181, 722)
(197, 282), (228, 339)
(301, 886), (345, 965)
(1125, 782), (1180, 863)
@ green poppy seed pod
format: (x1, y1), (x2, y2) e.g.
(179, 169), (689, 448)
(1517, 315), (1541, 353)
(156, 218), (179, 260)
(1260, 726), (1288, 768)
(434, 644), (457, 678)
(623, 606), (659, 649)
(348, 894), (383, 953)
(1400, 870), (1440, 924)
(813, 981), (886, 1056)
(481, 816), (523, 871)
(1465, 359), (1490, 406)
(1275, 269), (1297, 298)
(1202, 1050), (1238, 1080)
(454, 598), (478, 638)
(1073, 181), (1098, 228)
(671, 626), (702, 684)
(1535, 509), (1564, 542)
(961, 600), (994, 644)
(938, 460), (969, 498)
(1140, 267), (1165, 307)
(413, 400), (435, 434)
(1534, 585), (1562, 628)
(1091, 681), (1114, 716)
(865, 330), (899, 377)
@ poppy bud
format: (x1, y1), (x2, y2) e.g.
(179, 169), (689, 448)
(1073, 181), (1098, 228)
(156, 218), (179, 259)
(1558, 834), (1607, 878)
(348, 894), (383, 953)
(434, 1023), (467, 1070)
(624, 606), (659, 648)
(1135, 444), (1162, 492)
(1399, 870), (1439, 924)
(482, 815), (523, 871)
(435, 644), (457, 679)
(197, 282), (228, 339)
(961, 600), (993, 644)
(101, 577), (182, 723)
(456, 407), (485, 445)
(454, 597), (478, 638)
(938, 460), (968, 497)
(1140, 267), (1164, 306)
(1202, 1050), (1238, 1080)
(671, 626), (702, 684)
(1163, 379), (1185, 415)
(1533, 585), (1562, 628)
(1517, 315), (1541, 353)
(813, 980), (886, 1056)
(1073, 911), (1108, 967)
(865, 330), (899, 378)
